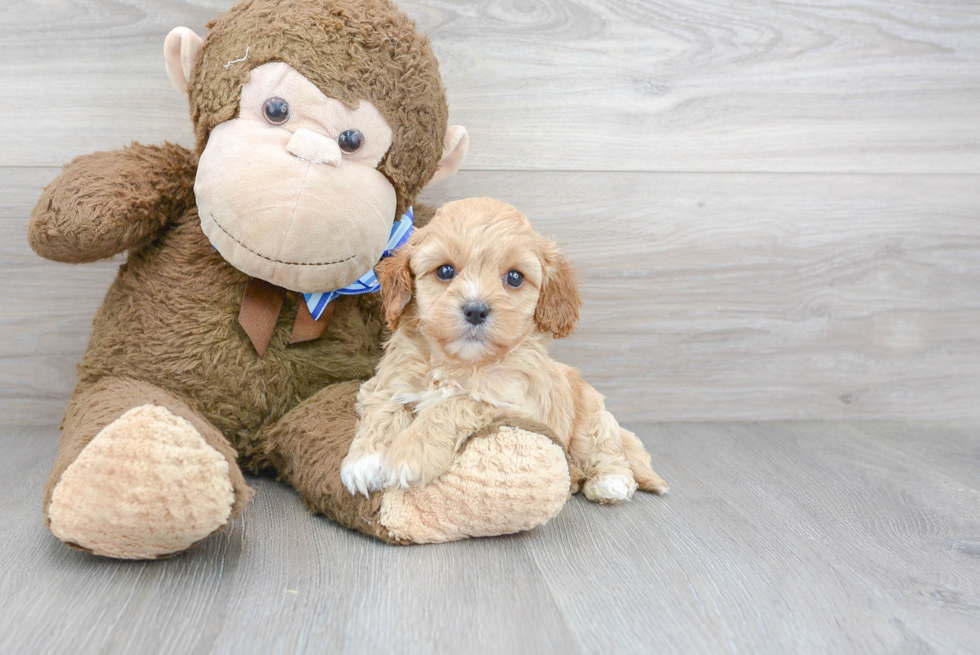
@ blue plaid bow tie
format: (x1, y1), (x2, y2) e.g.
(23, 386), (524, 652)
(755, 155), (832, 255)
(303, 207), (414, 320)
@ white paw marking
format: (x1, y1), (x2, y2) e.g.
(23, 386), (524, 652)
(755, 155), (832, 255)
(586, 474), (637, 503)
(341, 453), (386, 497)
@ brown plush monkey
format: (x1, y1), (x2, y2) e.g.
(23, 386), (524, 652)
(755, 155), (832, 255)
(28, 0), (572, 559)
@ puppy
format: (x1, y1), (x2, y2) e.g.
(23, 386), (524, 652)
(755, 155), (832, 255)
(341, 198), (668, 503)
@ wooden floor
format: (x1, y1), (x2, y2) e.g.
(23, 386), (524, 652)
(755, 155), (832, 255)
(2, 421), (978, 654)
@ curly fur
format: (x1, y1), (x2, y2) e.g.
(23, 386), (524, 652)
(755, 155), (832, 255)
(343, 198), (669, 498)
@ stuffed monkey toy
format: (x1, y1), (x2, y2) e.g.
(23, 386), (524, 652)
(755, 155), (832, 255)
(28, 0), (572, 558)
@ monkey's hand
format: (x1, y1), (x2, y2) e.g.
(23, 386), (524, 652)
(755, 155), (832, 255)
(29, 143), (197, 263)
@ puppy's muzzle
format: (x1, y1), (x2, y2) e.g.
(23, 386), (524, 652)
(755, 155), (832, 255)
(462, 301), (491, 326)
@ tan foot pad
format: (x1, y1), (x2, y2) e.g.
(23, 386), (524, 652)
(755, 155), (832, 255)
(379, 426), (571, 544)
(48, 404), (236, 559)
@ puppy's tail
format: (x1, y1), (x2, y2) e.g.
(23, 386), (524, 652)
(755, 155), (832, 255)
(621, 428), (669, 494)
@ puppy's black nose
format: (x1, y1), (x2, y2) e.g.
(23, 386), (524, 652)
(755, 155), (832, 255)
(462, 302), (491, 326)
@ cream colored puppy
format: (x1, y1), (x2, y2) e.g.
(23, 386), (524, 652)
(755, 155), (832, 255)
(341, 198), (668, 502)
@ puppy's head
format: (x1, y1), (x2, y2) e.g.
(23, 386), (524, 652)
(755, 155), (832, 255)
(377, 197), (581, 361)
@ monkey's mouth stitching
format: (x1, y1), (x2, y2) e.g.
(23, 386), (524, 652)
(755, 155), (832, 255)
(208, 213), (356, 267)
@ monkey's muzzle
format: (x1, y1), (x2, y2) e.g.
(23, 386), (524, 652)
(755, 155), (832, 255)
(195, 120), (398, 293)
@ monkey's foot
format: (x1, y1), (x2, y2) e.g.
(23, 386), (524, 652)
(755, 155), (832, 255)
(377, 424), (571, 544)
(47, 404), (237, 559)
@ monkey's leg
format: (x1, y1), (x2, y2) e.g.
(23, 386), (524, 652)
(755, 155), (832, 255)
(43, 377), (254, 559)
(254, 381), (572, 544)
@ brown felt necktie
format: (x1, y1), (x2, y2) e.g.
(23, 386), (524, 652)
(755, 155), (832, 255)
(238, 277), (332, 357)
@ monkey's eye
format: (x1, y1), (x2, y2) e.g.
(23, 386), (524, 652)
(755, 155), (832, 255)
(338, 129), (363, 153)
(505, 270), (525, 288)
(262, 97), (290, 125)
(435, 264), (455, 281)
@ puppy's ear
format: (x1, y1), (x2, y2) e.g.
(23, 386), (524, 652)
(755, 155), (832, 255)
(535, 241), (581, 339)
(377, 245), (414, 330)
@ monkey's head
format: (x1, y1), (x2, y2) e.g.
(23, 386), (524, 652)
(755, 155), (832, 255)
(164, 0), (467, 293)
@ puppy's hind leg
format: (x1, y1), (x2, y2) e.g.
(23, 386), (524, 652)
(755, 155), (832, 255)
(575, 407), (667, 503)
(620, 427), (669, 494)
(573, 408), (639, 504)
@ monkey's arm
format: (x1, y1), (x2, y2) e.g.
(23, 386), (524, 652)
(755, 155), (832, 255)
(29, 143), (197, 263)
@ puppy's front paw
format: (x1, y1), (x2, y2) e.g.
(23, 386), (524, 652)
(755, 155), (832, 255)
(583, 473), (638, 504)
(385, 460), (424, 489)
(383, 435), (453, 489)
(382, 444), (425, 489)
(341, 453), (387, 497)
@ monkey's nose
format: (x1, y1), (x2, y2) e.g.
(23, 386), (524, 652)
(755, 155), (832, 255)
(462, 302), (491, 326)
(286, 128), (342, 166)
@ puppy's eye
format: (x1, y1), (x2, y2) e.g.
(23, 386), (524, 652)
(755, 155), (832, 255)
(338, 129), (363, 153)
(505, 270), (524, 288)
(262, 97), (290, 125)
(435, 264), (456, 281)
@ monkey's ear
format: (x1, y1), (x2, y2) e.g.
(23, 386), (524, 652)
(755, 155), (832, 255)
(427, 126), (469, 187)
(164, 27), (205, 97)
(535, 242), (581, 339)
(377, 246), (414, 331)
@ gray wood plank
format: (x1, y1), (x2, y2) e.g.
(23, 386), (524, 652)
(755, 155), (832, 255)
(4, 421), (980, 654)
(1, 0), (977, 172)
(523, 421), (980, 654)
(5, 167), (978, 423)
(844, 421), (980, 492)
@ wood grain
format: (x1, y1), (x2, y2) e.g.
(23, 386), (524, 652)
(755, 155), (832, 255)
(1, 0), (977, 172)
(844, 421), (980, 491)
(524, 421), (980, 654)
(3, 421), (979, 654)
